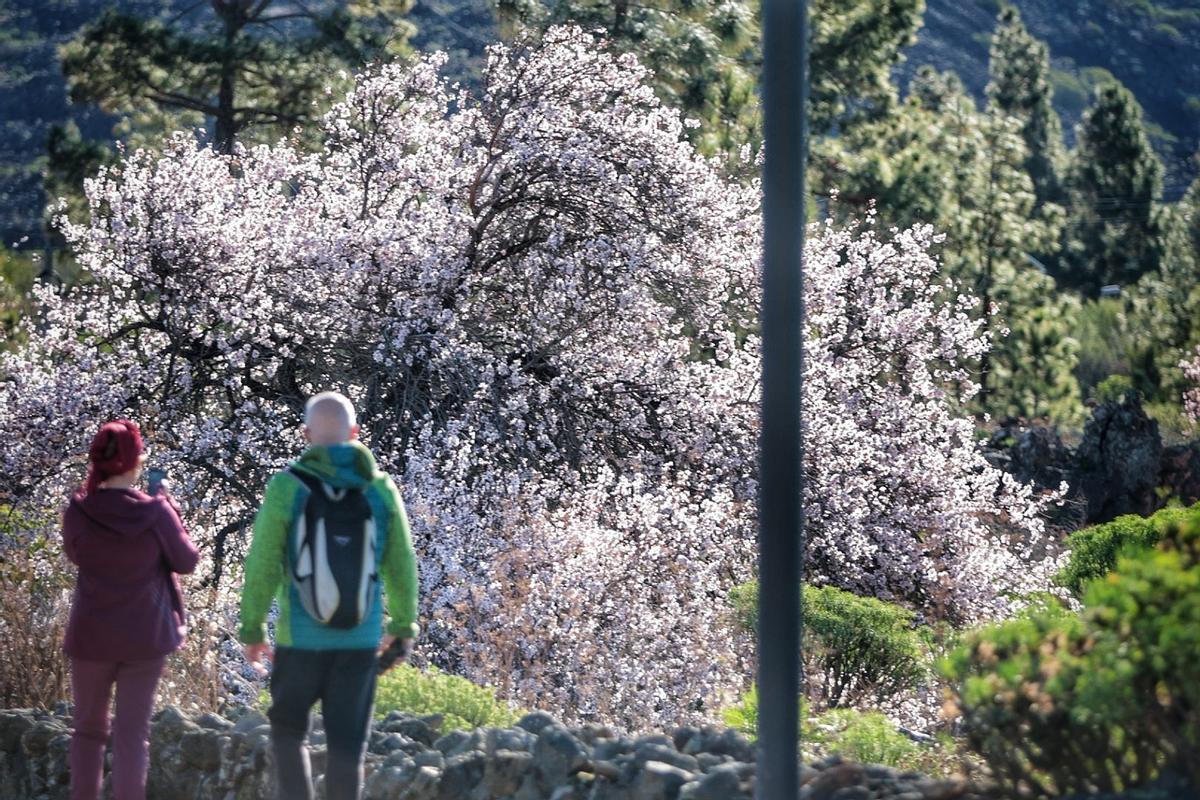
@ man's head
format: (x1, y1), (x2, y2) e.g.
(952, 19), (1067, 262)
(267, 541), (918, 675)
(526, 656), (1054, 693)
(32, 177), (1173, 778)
(303, 392), (360, 445)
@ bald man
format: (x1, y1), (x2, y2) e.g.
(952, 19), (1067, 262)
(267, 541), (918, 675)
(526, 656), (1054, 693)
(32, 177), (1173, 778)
(238, 392), (419, 800)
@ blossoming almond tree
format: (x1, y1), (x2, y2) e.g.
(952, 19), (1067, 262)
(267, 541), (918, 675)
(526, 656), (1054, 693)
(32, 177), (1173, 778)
(1182, 348), (1200, 423)
(0, 27), (1054, 727)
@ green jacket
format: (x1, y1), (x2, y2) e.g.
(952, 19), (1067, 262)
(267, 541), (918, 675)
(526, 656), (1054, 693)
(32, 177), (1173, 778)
(238, 441), (419, 649)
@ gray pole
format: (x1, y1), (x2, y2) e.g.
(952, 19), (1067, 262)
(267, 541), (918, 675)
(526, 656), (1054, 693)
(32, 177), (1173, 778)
(757, 0), (808, 797)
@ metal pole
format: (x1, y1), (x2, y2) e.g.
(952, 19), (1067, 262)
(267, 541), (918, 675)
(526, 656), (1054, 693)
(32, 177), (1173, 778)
(757, 0), (808, 797)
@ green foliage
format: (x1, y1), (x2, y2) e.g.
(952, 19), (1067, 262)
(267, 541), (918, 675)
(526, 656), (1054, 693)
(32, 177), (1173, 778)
(0, 245), (36, 345)
(1093, 374), (1135, 404)
(1059, 81), (1165, 295)
(986, 6), (1066, 208)
(1072, 297), (1158, 402)
(730, 582), (928, 709)
(1132, 174), (1200, 402)
(1055, 503), (1197, 596)
(722, 688), (961, 776)
(821, 57), (1081, 423)
(374, 664), (521, 731)
(497, 0), (760, 159)
(944, 512), (1200, 794)
(60, 2), (415, 156)
(501, 0), (925, 161)
(808, 708), (923, 769)
(721, 683), (760, 737)
(807, 0), (925, 137)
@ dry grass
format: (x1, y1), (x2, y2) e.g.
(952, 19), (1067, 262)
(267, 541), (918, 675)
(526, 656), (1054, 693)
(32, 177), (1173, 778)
(0, 538), (72, 708)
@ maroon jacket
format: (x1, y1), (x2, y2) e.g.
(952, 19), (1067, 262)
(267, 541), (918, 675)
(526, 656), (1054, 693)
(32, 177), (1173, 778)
(62, 488), (200, 662)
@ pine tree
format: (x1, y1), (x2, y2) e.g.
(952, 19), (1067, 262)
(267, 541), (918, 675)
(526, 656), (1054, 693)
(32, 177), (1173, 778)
(1135, 171), (1200, 399)
(496, 0), (759, 158)
(985, 6), (1065, 209)
(818, 69), (1080, 421)
(498, 0), (925, 159)
(1059, 82), (1164, 296)
(59, 0), (416, 156)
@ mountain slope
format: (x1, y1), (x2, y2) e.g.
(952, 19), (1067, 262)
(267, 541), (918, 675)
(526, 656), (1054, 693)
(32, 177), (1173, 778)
(899, 0), (1200, 197)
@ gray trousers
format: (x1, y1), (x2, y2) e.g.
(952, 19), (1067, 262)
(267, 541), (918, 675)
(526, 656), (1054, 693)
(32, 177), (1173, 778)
(267, 647), (377, 800)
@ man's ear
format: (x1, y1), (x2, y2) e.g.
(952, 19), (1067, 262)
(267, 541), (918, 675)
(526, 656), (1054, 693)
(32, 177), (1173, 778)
(350, 424), (361, 441)
(302, 425), (312, 442)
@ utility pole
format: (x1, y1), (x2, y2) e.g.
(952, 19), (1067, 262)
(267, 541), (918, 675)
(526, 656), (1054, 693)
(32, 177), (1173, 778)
(757, 0), (809, 797)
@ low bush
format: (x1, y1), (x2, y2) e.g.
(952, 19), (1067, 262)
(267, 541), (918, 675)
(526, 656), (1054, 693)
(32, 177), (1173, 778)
(730, 581), (928, 709)
(944, 513), (1200, 796)
(374, 664), (522, 731)
(0, 523), (72, 709)
(1055, 504), (1197, 596)
(722, 688), (960, 776)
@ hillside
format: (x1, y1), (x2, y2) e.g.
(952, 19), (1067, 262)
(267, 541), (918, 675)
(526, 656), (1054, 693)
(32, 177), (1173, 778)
(1, 0), (1197, 248)
(900, 0), (1200, 197)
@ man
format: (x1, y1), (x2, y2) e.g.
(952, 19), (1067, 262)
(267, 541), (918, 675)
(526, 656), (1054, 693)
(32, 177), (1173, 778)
(239, 391), (419, 800)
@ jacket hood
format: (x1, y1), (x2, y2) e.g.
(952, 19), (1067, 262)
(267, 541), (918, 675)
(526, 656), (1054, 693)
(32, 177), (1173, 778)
(70, 488), (164, 535)
(293, 441), (380, 489)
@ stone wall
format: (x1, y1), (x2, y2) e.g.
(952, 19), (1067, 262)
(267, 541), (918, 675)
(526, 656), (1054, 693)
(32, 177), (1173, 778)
(0, 705), (994, 800)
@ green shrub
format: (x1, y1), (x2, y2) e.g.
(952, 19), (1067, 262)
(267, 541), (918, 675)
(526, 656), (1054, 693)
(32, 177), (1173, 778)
(1055, 504), (1198, 596)
(721, 684), (760, 737)
(730, 582), (928, 709)
(944, 516), (1200, 795)
(809, 708), (923, 769)
(374, 664), (522, 731)
(1093, 374), (1135, 404)
(723, 688), (960, 776)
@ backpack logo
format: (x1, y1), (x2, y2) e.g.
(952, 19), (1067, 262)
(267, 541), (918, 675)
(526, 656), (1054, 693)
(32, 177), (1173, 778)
(288, 469), (379, 630)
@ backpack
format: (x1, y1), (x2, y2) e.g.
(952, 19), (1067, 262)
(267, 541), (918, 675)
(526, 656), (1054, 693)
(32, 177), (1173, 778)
(287, 468), (379, 629)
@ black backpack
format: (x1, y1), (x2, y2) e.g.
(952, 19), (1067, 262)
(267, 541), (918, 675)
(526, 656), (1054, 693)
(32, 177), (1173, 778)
(287, 468), (379, 629)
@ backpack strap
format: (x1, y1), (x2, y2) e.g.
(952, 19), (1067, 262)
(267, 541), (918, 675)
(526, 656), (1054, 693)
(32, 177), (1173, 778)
(287, 466), (349, 501)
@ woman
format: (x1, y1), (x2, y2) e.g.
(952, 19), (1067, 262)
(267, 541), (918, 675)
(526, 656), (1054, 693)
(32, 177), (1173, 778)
(62, 420), (199, 800)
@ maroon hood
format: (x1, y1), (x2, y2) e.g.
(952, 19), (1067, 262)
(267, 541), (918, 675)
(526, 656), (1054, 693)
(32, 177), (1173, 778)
(71, 488), (165, 536)
(62, 487), (199, 661)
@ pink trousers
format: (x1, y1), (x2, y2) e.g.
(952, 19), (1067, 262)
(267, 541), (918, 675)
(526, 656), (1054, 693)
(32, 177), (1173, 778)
(69, 655), (166, 800)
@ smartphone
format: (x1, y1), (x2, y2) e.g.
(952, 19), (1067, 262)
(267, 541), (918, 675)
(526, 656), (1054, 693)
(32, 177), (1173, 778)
(146, 467), (167, 496)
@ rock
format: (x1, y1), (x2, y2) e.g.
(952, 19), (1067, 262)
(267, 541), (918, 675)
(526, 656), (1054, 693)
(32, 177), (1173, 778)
(533, 724), (590, 789)
(1074, 394), (1163, 523)
(829, 787), (871, 800)
(373, 732), (411, 755)
(20, 720), (68, 755)
(678, 763), (746, 800)
(231, 709), (269, 734)
(485, 726), (536, 754)
(179, 729), (223, 771)
(433, 729), (480, 757)
(480, 749), (534, 797)
(671, 726), (700, 753)
(577, 723), (619, 745)
(195, 711), (234, 731)
(694, 752), (731, 772)
(385, 715), (439, 747)
(405, 765), (442, 800)
(632, 760), (694, 800)
(516, 711), (560, 736)
(365, 764), (408, 797)
(634, 742), (699, 773)
(436, 750), (486, 799)
(1160, 443), (1200, 506)
(0, 712), (35, 753)
(414, 749), (446, 770)
(593, 737), (635, 761)
(799, 763), (864, 800)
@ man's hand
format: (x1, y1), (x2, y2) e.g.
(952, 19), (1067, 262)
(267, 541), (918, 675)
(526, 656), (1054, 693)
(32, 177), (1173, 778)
(244, 642), (273, 676)
(377, 636), (413, 674)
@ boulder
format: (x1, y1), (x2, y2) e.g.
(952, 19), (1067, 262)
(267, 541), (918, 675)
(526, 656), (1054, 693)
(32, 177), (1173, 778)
(1074, 393), (1163, 523)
